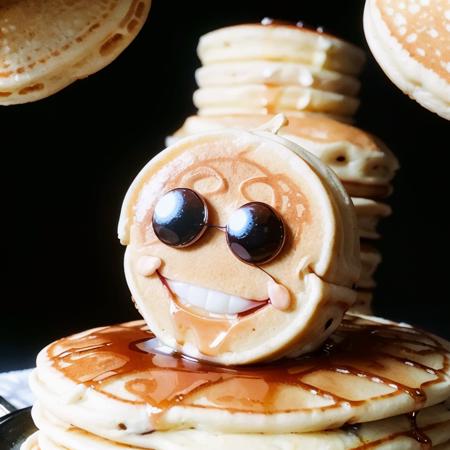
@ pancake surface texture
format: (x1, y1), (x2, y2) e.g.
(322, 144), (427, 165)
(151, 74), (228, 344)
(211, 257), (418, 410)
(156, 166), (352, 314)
(29, 315), (450, 443)
(0, 0), (151, 104)
(364, 0), (450, 119)
(118, 123), (360, 364)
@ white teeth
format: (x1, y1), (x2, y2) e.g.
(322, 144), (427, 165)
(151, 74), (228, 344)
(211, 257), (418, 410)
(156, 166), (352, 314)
(166, 279), (263, 315)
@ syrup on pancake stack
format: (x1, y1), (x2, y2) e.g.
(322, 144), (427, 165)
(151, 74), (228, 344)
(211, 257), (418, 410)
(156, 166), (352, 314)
(24, 123), (450, 449)
(168, 19), (400, 314)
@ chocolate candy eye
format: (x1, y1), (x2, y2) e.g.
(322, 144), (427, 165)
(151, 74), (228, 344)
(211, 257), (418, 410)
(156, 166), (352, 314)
(152, 188), (208, 247)
(226, 202), (285, 265)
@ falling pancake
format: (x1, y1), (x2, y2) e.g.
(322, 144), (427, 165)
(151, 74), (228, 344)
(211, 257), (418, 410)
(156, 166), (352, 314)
(167, 114), (399, 199)
(29, 315), (450, 443)
(198, 21), (366, 76)
(364, 0), (450, 119)
(22, 400), (450, 449)
(0, 0), (151, 105)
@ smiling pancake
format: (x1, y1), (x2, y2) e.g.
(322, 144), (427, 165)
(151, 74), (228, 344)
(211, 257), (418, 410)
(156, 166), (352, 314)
(118, 123), (360, 364)
(27, 315), (450, 445)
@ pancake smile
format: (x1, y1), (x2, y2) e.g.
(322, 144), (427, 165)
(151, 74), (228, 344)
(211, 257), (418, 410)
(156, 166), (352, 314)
(162, 277), (268, 315)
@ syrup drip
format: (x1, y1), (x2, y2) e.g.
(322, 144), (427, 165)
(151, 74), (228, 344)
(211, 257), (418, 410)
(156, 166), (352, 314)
(48, 316), (449, 445)
(351, 410), (432, 449)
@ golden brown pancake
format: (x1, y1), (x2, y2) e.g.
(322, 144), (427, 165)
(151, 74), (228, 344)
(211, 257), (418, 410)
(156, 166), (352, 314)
(28, 315), (450, 444)
(0, 0), (151, 104)
(364, 0), (450, 119)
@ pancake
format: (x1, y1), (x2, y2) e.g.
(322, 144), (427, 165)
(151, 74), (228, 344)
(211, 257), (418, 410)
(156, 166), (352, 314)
(0, 0), (151, 105)
(364, 0), (450, 119)
(198, 21), (366, 76)
(28, 315), (450, 442)
(118, 120), (360, 364)
(22, 400), (450, 449)
(359, 243), (382, 289)
(196, 61), (361, 96)
(353, 197), (392, 239)
(168, 114), (399, 198)
(193, 85), (360, 117)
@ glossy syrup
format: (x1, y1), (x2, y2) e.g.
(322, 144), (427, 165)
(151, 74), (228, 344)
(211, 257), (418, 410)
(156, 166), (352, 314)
(48, 316), (449, 445)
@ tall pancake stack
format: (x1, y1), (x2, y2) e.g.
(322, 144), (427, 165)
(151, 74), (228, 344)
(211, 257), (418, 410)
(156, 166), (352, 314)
(168, 20), (400, 314)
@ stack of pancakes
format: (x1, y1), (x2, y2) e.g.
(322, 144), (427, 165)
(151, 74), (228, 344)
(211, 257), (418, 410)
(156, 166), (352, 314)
(168, 22), (400, 314)
(194, 19), (366, 121)
(24, 316), (450, 449)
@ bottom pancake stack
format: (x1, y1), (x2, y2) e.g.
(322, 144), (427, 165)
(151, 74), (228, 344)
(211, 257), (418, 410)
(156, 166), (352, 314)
(22, 315), (450, 449)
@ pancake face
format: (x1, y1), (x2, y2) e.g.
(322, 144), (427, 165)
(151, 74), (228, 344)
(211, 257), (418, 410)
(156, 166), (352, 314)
(118, 126), (359, 364)
(198, 23), (366, 75)
(23, 400), (450, 449)
(29, 316), (450, 442)
(364, 0), (450, 119)
(0, 0), (151, 105)
(196, 61), (361, 96)
(169, 115), (399, 194)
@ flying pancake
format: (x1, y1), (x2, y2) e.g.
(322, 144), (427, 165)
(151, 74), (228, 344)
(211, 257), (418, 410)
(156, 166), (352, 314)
(27, 315), (450, 446)
(118, 117), (360, 365)
(364, 0), (450, 119)
(0, 0), (151, 105)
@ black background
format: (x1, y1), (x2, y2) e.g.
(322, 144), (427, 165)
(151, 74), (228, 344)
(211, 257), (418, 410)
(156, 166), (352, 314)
(1, 0), (449, 371)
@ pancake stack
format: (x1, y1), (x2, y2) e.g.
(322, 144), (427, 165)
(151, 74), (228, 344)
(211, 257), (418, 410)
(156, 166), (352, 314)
(168, 21), (400, 314)
(194, 19), (366, 121)
(24, 124), (450, 449)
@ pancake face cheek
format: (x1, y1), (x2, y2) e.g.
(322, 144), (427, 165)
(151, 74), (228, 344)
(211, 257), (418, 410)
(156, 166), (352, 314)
(125, 145), (315, 358)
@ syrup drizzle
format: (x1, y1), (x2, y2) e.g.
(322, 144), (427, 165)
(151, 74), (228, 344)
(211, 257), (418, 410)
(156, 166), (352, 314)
(48, 316), (449, 445)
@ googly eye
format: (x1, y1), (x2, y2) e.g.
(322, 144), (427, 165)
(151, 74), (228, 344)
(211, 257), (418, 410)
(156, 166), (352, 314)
(226, 202), (285, 265)
(152, 188), (208, 247)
